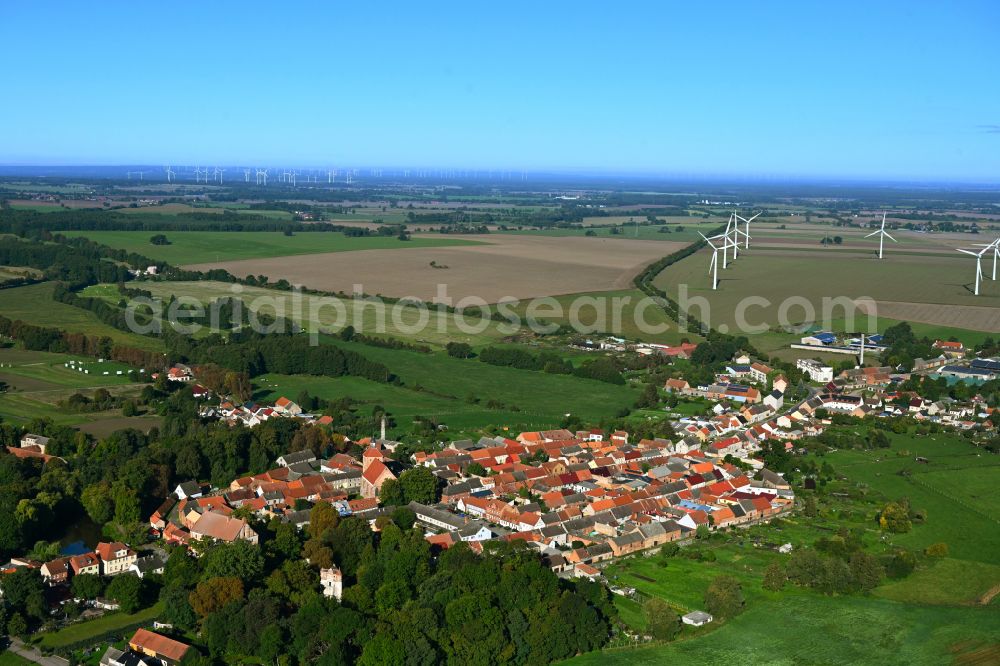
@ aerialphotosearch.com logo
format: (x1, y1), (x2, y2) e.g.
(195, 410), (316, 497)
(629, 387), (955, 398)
(123, 282), (879, 342)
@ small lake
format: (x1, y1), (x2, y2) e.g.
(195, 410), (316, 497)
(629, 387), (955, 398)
(58, 516), (104, 555)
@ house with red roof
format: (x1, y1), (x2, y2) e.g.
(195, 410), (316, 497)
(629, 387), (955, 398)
(96, 541), (137, 576)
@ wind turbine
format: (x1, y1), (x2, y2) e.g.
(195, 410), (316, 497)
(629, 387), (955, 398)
(957, 246), (989, 296)
(719, 213), (740, 266)
(971, 238), (1000, 281)
(699, 232), (722, 290)
(734, 212), (760, 250)
(865, 212), (896, 259)
(243, 168), (251, 183)
(164, 166), (175, 183)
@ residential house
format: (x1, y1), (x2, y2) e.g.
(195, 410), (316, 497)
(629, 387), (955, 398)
(19, 433), (50, 454)
(128, 628), (191, 665)
(70, 552), (100, 576)
(189, 511), (259, 544)
(96, 541), (137, 576)
(40, 557), (72, 585)
(749, 362), (772, 385)
(129, 555), (166, 579)
(932, 340), (965, 357)
(273, 397), (303, 416)
(173, 481), (202, 500)
(763, 390), (784, 411)
(797, 358), (834, 383)
(276, 450), (316, 467)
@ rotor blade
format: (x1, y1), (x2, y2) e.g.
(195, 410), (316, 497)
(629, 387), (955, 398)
(883, 232), (897, 243)
(957, 249), (979, 257)
(865, 230), (881, 238)
(745, 213), (760, 223)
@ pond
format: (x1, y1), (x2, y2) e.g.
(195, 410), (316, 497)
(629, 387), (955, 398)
(58, 516), (104, 555)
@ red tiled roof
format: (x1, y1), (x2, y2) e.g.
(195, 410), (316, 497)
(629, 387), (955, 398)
(130, 628), (190, 662)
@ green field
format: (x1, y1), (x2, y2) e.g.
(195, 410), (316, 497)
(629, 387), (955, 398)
(36, 601), (164, 649)
(0, 282), (163, 352)
(113, 282), (696, 348)
(653, 246), (1000, 334)
(255, 374), (540, 434)
(565, 595), (999, 666)
(504, 289), (700, 344)
(819, 432), (1000, 563)
(319, 337), (640, 427)
(0, 653), (34, 666)
(0, 347), (155, 428)
(502, 220), (724, 243)
(59, 230), (482, 265)
(91, 281), (511, 349)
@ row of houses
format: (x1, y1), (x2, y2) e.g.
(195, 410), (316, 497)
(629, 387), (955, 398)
(37, 542), (163, 588)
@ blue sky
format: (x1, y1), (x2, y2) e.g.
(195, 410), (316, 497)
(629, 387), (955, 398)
(1, 1), (998, 181)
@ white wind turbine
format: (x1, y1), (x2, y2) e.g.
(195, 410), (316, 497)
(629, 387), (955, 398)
(957, 245), (989, 296)
(971, 238), (1000, 281)
(164, 166), (175, 182)
(243, 168), (252, 183)
(734, 211), (760, 250)
(699, 232), (723, 290)
(866, 212), (897, 259)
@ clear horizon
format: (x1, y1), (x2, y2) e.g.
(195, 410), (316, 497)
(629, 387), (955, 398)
(1, 2), (998, 182)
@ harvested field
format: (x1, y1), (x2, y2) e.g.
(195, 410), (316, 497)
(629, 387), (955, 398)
(183, 234), (682, 302)
(855, 300), (1000, 333)
(653, 247), (1000, 333)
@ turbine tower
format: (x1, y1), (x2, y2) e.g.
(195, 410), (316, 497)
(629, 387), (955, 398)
(243, 168), (252, 183)
(866, 212), (897, 259)
(957, 246), (989, 296)
(735, 212), (760, 250)
(699, 232), (723, 290)
(971, 238), (1000, 281)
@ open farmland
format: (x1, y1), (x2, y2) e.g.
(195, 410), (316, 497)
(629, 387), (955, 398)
(653, 241), (1000, 334)
(0, 282), (163, 351)
(60, 229), (480, 265)
(186, 234), (684, 302)
(502, 220), (724, 243)
(0, 347), (158, 430)
(319, 337), (640, 425)
(112, 280), (512, 348)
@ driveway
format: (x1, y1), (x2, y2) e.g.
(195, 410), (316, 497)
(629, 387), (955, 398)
(6, 638), (70, 666)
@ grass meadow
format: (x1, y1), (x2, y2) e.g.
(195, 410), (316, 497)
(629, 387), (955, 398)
(319, 337), (640, 427)
(35, 601), (165, 649)
(0, 347), (153, 428)
(0, 282), (163, 351)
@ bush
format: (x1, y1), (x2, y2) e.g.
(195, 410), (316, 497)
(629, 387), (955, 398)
(924, 542), (948, 558)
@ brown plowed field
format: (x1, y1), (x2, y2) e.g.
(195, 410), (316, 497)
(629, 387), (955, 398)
(183, 234), (683, 303)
